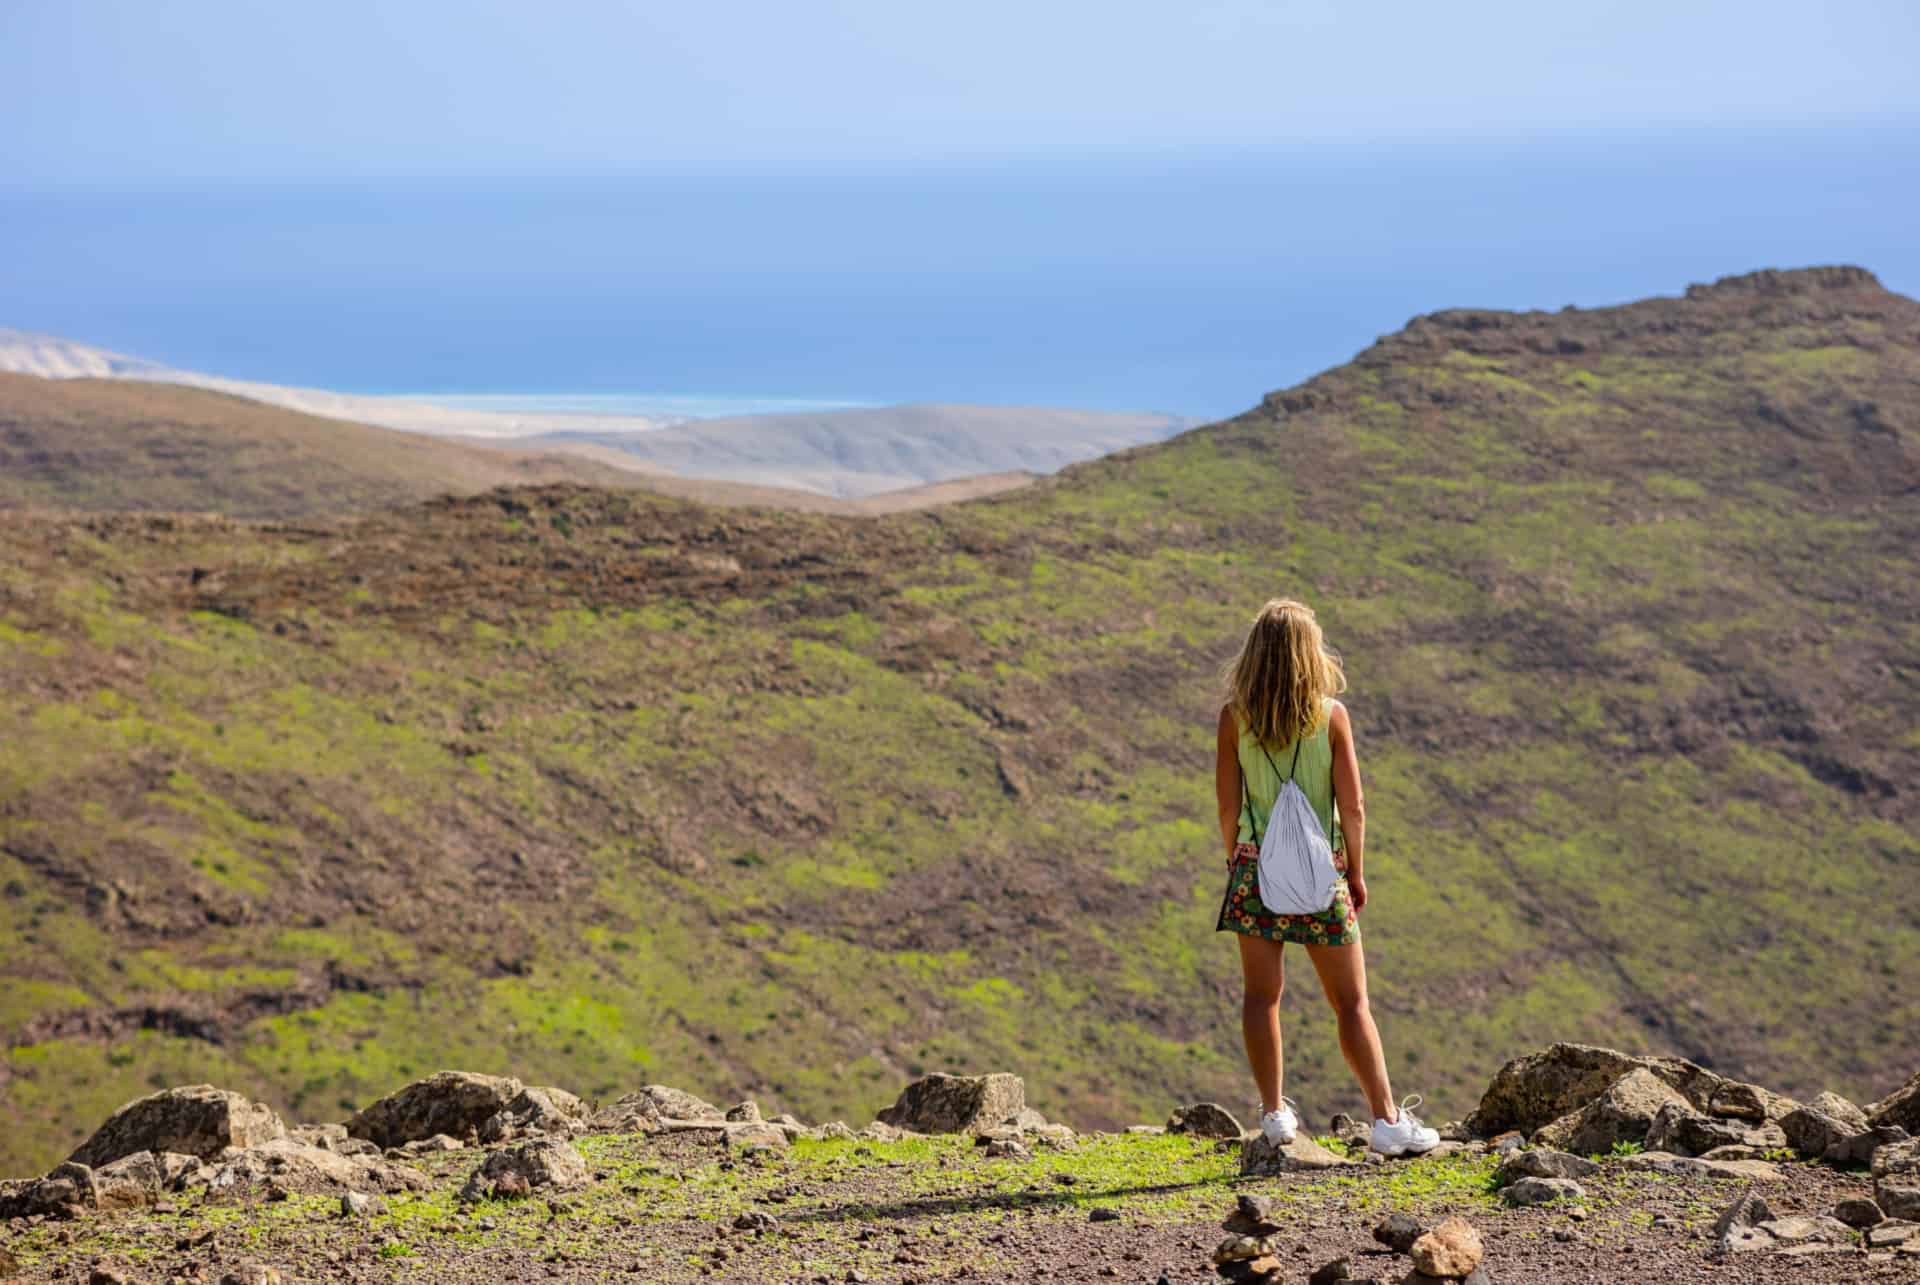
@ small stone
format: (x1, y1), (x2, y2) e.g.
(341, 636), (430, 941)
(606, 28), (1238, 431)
(1755, 1215), (1856, 1246)
(1834, 1197), (1883, 1229)
(1213, 1234), (1268, 1264)
(1502, 1176), (1584, 1207)
(1088, 1206), (1120, 1222)
(732, 1210), (779, 1232)
(89, 1271), (131, 1285)
(339, 1190), (378, 1218)
(1409, 1217), (1484, 1277)
(1713, 1190), (1775, 1240)
(1552, 1227), (1579, 1243)
(1488, 1131), (1524, 1155)
(1866, 1220), (1919, 1249)
(724, 1101), (762, 1123)
(1307, 1257), (1352, 1285)
(1373, 1213), (1427, 1254)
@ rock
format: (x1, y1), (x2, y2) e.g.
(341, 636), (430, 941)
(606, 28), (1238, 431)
(724, 1101), (763, 1123)
(1409, 1217), (1483, 1277)
(1498, 1148), (1598, 1181)
(1532, 1068), (1691, 1155)
(1617, 1151), (1783, 1181)
(1781, 1106), (1849, 1159)
(1308, 1257), (1352, 1285)
(1466, 1042), (1793, 1138)
(1867, 1220), (1919, 1249)
(1223, 1193), (1283, 1237)
(1714, 1190), (1775, 1241)
(810, 1121), (858, 1141)
(458, 1138), (590, 1202)
(68, 1085), (286, 1168)
(347, 1071), (523, 1148)
(1877, 1177), (1920, 1221)
(340, 1190), (380, 1217)
(1756, 1214), (1857, 1246)
(1869, 1070), (1920, 1135)
(92, 1150), (203, 1210)
(88, 1270), (130, 1285)
(1812, 1091), (1871, 1133)
(1373, 1213), (1428, 1253)
(1719, 1225), (1776, 1254)
(1487, 1131), (1523, 1155)
(1213, 1234), (1272, 1264)
(1834, 1197), (1883, 1228)
(1699, 1145), (1766, 1161)
(480, 1086), (590, 1143)
(982, 1138), (1027, 1159)
(1328, 1113), (1371, 1148)
(206, 1137), (427, 1196)
(1240, 1132), (1360, 1175)
(727, 1123), (790, 1152)
(217, 1266), (281, 1285)
(397, 1133), (465, 1157)
(1875, 1139), (1920, 1177)
(1088, 1206), (1120, 1222)
(732, 1210), (779, 1232)
(1826, 1125), (1910, 1169)
(1707, 1082), (1770, 1122)
(857, 1121), (907, 1142)
(1166, 1102), (1243, 1139)
(1218, 1256), (1285, 1284)
(1502, 1176), (1584, 1206)
(1645, 1102), (1780, 1156)
(875, 1072), (1025, 1134)
(289, 1123), (349, 1149)
(1126, 1125), (1167, 1136)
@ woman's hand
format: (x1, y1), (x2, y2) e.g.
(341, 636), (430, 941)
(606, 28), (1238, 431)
(1347, 873), (1368, 915)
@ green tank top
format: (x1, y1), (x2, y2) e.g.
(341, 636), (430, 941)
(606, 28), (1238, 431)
(1236, 697), (1343, 850)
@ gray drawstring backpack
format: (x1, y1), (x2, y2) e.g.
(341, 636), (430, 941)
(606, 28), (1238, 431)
(1243, 734), (1339, 915)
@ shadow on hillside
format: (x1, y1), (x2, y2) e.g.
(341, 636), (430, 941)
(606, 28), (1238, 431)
(781, 1175), (1239, 1226)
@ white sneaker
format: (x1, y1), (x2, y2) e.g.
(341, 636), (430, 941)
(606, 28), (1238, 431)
(1370, 1094), (1439, 1156)
(1259, 1099), (1298, 1145)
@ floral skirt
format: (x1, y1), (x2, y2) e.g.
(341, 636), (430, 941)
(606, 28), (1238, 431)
(1216, 842), (1360, 945)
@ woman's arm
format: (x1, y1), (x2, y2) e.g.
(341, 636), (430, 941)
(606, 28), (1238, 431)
(1328, 700), (1368, 911)
(1215, 705), (1242, 862)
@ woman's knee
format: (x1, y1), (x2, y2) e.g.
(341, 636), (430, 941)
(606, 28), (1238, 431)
(1328, 990), (1371, 1026)
(1242, 979), (1284, 1011)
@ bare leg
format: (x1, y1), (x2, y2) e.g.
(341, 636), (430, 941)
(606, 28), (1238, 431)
(1303, 942), (1396, 1121)
(1236, 934), (1286, 1112)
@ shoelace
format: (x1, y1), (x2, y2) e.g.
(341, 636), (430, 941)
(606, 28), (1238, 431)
(1395, 1093), (1424, 1126)
(1263, 1096), (1298, 1121)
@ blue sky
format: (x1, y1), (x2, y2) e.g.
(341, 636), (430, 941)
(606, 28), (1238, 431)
(5, 1), (1916, 184)
(2, 3), (1916, 415)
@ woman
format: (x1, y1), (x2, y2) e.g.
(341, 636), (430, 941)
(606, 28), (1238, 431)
(1214, 598), (1437, 1156)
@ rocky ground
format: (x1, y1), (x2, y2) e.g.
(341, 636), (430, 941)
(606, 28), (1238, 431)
(2, 1043), (1918, 1283)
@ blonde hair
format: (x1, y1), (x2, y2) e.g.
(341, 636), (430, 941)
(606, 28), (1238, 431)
(1223, 598), (1347, 749)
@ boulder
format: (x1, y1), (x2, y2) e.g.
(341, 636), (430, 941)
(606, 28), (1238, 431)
(91, 1151), (206, 1210)
(875, 1072), (1025, 1135)
(726, 1123), (790, 1152)
(1409, 1217), (1483, 1277)
(1466, 1043), (1792, 1138)
(457, 1138), (590, 1203)
(1878, 1177), (1920, 1222)
(1241, 1133), (1361, 1176)
(346, 1071), (523, 1148)
(1826, 1126), (1910, 1169)
(1874, 1139), (1920, 1178)
(1811, 1091), (1871, 1133)
(1498, 1148), (1599, 1181)
(1833, 1197), (1883, 1229)
(1867, 1220), (1920, 1249)
(724, 1101), (762, 1123)
(0, 1162), (98, 1218)
(69, 1085), (285, 1168)
(479, 1086), (589, 1143)
(205, 1137), (426, 1195)
(1533, 1068), (1691, 1155)
(1645, 1102), (1782, 1156)
(1869, 1070), (1920, 1135)
(289, 1123), (349, 1150)
(1756, 1215), (1856, 1246)
(1501, 1176), (1584, 1206)
(1166, 1102), (1243, 1139)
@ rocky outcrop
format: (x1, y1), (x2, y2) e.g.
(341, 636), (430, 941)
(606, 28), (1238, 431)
(587, 1083), (721, 1133)
(478, 1086), (590, 1143)
(68, 1085), (286, 1168)
(875, 1072), (1026, 1135)
(1496, 1148), (1598, 1182)
(1465, 1043), (1793, 1140)
(1532, 1067), (1691, 1155)
(457, 1138), (590, 1203)
(1870, 1071), (1920, 1135)
(347, 1072), (524, 1149)
(206, 1137), (427, 1195)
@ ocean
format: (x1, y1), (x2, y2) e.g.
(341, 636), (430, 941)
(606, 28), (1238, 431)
(3, 124), (1915, 421)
